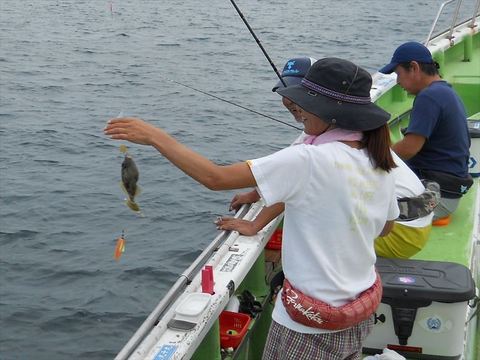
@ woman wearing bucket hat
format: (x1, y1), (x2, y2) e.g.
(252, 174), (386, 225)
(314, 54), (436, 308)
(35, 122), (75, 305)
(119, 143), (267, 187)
(104, 57), (399, 359)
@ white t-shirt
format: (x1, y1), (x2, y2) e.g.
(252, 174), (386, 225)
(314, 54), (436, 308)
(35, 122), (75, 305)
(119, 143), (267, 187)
(391, 152), (434, 227)
(249, 142), (399, 334)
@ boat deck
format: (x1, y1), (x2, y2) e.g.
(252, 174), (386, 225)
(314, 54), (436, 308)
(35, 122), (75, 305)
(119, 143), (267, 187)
(412, 181), (478, 267)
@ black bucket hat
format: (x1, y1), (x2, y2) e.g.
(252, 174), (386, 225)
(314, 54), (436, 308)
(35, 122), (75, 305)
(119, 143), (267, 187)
(276, 58), (391, 131)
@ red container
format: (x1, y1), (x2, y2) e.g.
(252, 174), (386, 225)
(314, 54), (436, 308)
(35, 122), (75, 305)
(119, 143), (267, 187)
(219, 311), (251, 349)
(265, 229), (282, 250)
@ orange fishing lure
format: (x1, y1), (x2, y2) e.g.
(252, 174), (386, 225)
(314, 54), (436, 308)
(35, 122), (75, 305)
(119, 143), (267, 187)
(114, 231), (126, 261)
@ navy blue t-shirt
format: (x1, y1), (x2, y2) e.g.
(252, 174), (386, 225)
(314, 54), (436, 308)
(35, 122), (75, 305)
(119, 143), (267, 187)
(406, 81), (470, 177)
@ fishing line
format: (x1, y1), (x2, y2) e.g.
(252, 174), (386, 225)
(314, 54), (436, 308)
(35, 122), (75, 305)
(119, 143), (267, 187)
(228, 0), (286, 88)
(161, 76), (302, 131)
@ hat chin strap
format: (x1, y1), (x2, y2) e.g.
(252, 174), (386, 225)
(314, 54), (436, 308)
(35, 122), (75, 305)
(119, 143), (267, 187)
(319, 124), (334, 136)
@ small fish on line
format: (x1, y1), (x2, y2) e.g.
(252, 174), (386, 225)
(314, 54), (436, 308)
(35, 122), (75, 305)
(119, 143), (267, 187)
(120, 144), (141, 212)
(114, 231), (126, 261)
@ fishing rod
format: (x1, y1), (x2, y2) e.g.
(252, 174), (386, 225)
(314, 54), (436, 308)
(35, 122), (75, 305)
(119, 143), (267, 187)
(161, 76), (302, 131)
(228, 0), (287, 88)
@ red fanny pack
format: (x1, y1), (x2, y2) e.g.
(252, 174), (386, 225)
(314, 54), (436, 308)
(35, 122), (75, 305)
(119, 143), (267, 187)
(281, 272), (382, 330)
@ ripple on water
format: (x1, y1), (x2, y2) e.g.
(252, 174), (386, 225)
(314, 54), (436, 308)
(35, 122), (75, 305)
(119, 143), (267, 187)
(0, 229), (40, 245)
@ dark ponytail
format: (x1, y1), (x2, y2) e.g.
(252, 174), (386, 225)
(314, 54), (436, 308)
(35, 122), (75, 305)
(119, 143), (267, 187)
(363, 124), (397, 172)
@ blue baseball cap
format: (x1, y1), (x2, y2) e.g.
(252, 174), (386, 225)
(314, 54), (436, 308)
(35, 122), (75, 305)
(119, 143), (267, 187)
(272, 57), (317, 92)
(379, 42), (434, 74)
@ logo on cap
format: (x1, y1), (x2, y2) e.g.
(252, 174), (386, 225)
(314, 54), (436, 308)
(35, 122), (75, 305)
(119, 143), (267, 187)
(283, 60), (300, 75)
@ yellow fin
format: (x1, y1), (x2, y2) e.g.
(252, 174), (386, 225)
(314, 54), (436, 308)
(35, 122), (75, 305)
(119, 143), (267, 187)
(125, 200), (140, 212)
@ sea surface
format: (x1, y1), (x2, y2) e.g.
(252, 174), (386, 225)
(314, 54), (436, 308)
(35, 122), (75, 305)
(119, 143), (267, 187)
(0, 0), (475, 359)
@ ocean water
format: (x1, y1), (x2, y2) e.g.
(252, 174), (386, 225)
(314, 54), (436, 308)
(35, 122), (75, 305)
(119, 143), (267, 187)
(0, 0), (475, 358)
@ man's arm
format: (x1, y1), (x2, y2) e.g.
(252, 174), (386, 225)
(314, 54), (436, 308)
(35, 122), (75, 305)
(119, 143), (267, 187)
(251, 203), (285, 231)
(392, 133), (426, 160)
(229, 189), (261, 212)
(216, 203), (285, 235)
(379, 220), (395, 237)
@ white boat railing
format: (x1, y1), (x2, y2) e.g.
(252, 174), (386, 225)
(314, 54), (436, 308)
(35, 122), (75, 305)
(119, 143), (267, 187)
(426, 0), (480, 44)
(114, 204), (252, 360)
(448, 0), (464, 39)
(469, 0), (480, 27)
(425, 0), (459, 44)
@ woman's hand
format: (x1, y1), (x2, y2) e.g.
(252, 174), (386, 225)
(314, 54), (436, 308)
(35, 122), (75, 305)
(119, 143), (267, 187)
(215, 216), (260, 236)
(104, 117), (164, 146)
(229, 190), (261, 212)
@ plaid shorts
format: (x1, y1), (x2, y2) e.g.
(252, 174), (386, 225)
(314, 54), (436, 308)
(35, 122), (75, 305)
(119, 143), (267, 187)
(262, 316), (374, 360)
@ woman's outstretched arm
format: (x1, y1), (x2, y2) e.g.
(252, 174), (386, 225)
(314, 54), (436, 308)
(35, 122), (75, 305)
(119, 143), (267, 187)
(104, 117), (257, 190)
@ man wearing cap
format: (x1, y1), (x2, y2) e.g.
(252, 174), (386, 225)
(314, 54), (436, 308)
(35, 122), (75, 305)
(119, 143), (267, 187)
(380, 41), (472, 222)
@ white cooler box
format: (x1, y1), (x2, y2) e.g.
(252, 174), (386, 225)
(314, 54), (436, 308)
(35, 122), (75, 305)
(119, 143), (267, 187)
(363, 257), (476, 359)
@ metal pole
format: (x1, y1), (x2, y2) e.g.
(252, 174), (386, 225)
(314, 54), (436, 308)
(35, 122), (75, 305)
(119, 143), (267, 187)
(470, 0), (480, 28)
(447, 0), (464, 40)
(425, 0), (457, 44)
